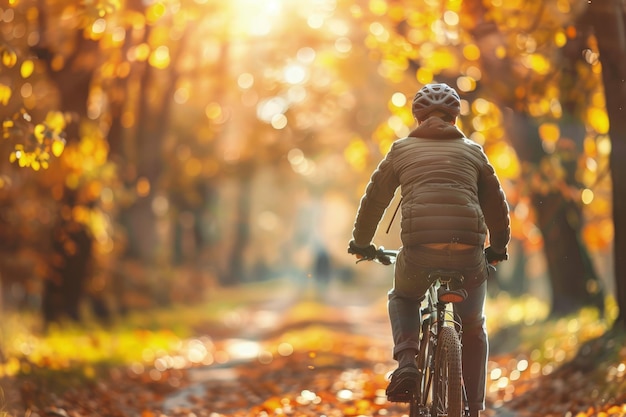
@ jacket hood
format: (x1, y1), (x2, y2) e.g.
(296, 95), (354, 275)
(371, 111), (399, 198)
(408, 116), (465, 140)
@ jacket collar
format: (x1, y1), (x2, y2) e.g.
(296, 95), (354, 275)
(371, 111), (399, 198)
(408, 116), (465, 139)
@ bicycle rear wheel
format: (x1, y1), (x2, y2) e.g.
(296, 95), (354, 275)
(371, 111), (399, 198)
(433, 326), (463, 417)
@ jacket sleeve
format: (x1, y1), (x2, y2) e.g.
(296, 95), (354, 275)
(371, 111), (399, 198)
(352, 146), (400, 246)
(477, 151), (511, 253)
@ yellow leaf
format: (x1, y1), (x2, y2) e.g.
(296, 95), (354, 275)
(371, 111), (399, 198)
(20, 60), (34, 78)
(1, 49), (17, 68)
(431, 49), (457, 71)
(134, 43), (150, 62)
(463, 44), (481, 61)
(344, 138), (369, 172)
(34, 124), (45, 144)
(369, 0), (388, 16)
(51, 140), (65, 157)
(416, 67), (433, 85)
(0, 84), (11, 105)
(538, 123), (560, 144)
(554, 31), (567, 48)
(147, 2), (167, 23)
(148, 46), (170, 70)
(83, 365), (95, 379)
(495, 46), (507, 59)
(525, 53), (551, 75)
(45, 111), (66, 132)
(31, 160), (40, 171)
(588, 107), (609, 134)
(9, 152), (16, 163)
(605, 405), (625, 415)
(4, 357), (19, 376)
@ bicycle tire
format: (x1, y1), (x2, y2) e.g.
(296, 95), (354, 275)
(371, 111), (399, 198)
(433, 326), (463, 417)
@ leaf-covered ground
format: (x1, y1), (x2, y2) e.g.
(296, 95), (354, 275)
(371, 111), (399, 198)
(1, 278), (625, 417)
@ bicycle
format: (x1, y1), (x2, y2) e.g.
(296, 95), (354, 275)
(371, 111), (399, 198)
(356, 247), (470, 417)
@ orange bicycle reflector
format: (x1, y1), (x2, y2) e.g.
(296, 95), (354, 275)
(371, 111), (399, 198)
(438, 290), (467, 303)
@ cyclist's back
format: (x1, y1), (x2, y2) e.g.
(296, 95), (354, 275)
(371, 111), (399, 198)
(348, 83), (510, 417)
(394, 130), (502, 241)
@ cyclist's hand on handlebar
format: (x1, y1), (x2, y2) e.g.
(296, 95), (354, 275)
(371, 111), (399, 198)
(485, 246), (508, 265)
(348, 240), (378, 260)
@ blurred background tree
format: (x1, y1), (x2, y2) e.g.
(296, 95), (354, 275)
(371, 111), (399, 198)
(585, 0), (626, 329)
(0, 0), (621, 327)
(459, 0), (604, 316)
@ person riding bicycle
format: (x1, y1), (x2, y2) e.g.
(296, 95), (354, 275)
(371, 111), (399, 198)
(348, 83), (510, 417)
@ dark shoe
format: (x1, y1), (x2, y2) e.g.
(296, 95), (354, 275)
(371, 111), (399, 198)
(386, 365), (419, 402)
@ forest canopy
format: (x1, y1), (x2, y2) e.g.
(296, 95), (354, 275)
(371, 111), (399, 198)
(0, 0), (620, 323)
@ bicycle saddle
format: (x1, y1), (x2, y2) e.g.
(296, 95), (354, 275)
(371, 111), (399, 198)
(428, 270), (467, 303)
(428, 269), (465, 284)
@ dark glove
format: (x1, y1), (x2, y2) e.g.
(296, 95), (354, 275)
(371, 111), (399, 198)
(348, 240), (377, 259)
(485, 246), (508, 264)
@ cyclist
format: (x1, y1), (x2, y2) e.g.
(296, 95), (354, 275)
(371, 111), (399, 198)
(348, 83), (510, 417)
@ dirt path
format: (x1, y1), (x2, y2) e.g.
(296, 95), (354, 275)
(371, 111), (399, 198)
(161, 279), (521, 416)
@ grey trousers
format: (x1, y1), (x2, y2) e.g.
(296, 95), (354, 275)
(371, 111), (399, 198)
(387, 245), (489, 412)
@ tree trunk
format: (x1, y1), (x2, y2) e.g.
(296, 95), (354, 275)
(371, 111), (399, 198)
(34, 3), (97, 324)
(222, 163), (254, 286)
(531, 191), (603, 315)
(505, 88), (604, 319)
(42, 215), (93, 327)
(117, 15), (189, 264)
(587, 0), (626, 329)
(462, 0), (604, 315)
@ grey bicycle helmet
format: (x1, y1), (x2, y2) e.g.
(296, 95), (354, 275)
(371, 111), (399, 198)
(412, 83), (461, 121)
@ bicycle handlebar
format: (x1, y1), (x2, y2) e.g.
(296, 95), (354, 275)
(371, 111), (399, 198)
(355, 247), (398, 265)
(353, 246), (505, 268)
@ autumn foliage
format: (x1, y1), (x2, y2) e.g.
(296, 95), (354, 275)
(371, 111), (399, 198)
(1, 0), (626, 416)
(1, 283), (625, 417)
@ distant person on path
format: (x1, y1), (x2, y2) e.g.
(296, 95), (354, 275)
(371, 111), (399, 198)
(348, 83), (510, 417)
(313, 246), (332, 300)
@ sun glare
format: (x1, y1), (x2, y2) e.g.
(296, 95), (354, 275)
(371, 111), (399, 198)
(228, 0), (339, 36)
(230, 0), (284, 36)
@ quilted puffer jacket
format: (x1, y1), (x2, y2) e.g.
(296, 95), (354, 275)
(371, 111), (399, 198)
(352, 116), (510, 254)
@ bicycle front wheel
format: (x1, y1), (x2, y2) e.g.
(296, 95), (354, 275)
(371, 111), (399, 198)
(433, 326), (463, 417)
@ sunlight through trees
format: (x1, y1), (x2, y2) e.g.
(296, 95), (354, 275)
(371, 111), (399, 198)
(0, 0), (622, 338)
